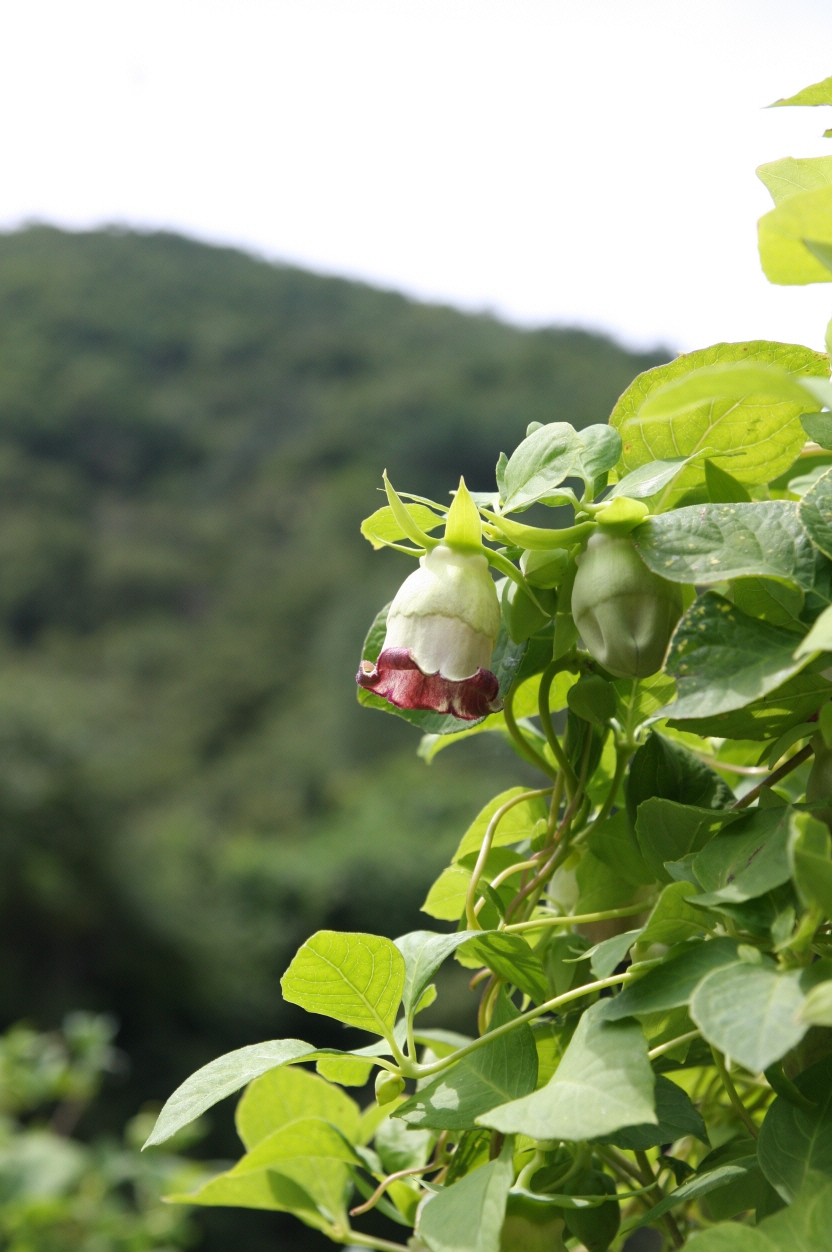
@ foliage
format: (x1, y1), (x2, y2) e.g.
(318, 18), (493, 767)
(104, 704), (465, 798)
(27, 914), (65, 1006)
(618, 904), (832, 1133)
(0, 1013), (204, 1251)
(145, 73), (832, 1250)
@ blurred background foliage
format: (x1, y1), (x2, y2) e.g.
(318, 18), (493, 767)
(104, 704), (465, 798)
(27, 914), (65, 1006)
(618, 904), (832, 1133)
(0, 224), (666, 1248)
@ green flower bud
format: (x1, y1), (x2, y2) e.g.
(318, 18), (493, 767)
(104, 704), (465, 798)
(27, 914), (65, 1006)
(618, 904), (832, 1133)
(500, 1193), (566, 1252)
(502, 580), (556, 644)
(807, 732), (832, 829)
(571, 532), (683, 679)
(375, 1070), (405, 1105)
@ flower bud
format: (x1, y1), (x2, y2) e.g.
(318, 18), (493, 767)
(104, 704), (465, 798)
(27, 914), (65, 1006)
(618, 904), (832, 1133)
(357, 544), (502, 720)
(375, 1070), (405, 1105)
(571, 532), (682, 679)
(807, 732), (832, 829)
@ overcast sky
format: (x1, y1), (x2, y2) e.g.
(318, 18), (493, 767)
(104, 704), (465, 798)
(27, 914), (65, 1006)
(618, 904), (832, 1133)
(4, 0), (832, 352)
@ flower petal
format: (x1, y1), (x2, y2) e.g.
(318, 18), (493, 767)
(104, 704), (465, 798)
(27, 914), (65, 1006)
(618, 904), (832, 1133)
(357, 648), (503, 721)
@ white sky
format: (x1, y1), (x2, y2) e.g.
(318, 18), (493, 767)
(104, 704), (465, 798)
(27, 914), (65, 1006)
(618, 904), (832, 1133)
(4, 0), (832, 353)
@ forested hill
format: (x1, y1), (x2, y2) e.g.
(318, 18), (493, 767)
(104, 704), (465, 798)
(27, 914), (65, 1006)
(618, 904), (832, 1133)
(0, 226), (667, 1137)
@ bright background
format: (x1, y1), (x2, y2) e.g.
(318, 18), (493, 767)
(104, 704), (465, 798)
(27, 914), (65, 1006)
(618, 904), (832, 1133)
(5, 0), (832, 352)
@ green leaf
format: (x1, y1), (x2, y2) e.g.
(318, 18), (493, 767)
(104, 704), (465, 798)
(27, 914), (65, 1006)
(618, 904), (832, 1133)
(227, 1116), (359, 1223)
(758, 156), (832, 206)
(422, 847), (524, 922)
(706, 458), (752, 503)
(144, 1039), (319, 1147)
(795, 603), (832, 658)
(752, 1174), (832, 1252)
(732, 577), (805, 631)
(799, 466), (832, 561)
(453, 788), (550, 861)
(689, 962), (808, 1073)
(596, 1074), (708, 1151)
(606, 456), (697, 501)
(574, 424), (622, 492)
(417, 1134), (515, 1252)
(636, 362), (832, 424)
(635, 799), (740, 884)
(280, 930), (406, 1035)
(358, 603), (527, 735)
(790, 810), (832, 915)
(668, 668), (832, 741)
(634, 501), (823, 590)
(588, 810), (655, 888)
(623, 1159), (759, 1236)
(395, 930), (481, 1017)
(501, 422), (582, 512)
(583, 929), (642, 979)
(610, 342), (828, 499)
(772, 77), (832, 107)
(361, 502), (444, 550)
(395, 992), (537, 1131)
(604, 937), (739, 1021)
(661, 593), (811, 721)
(801, 412), (832, 449)
(374, 1116), (433, 1174)
(692, 805), (794, 905)
(170, 1164), (332, 1227)
(477, 1001), (656, 1141)
(637, 882), (709, 947)
(759, 186), (832, 285)
(236, 1064), (360, 1151)
(626, 731), (733, 831)
(612, 671), (677, 732)
(758, 1056), (832, 1201)
(461, 932), (550, 1004)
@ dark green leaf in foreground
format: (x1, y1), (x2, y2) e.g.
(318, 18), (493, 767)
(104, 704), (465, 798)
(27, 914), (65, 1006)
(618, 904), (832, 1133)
(634, 501), (818, 589)
(690, 962), (808, 1073)
(626, 731), (733, 831)
(692, 805), (794, 905)
(280, 930), (405, 1034)
(597, 1074), (708, 1150)
(417, 1135), (514, 1252)
(604, 937), (739, 1021)
(661, 593), (811, 721)
(477, 1001), (655, 1141)
(668, 668), (832, 740)
(635, 799), (739, 884)
(758, 1055), (832, 1201)
(395, 992), (537, 1131)
(799, 465), (832, 560)
(144, 1039), (318, 1147)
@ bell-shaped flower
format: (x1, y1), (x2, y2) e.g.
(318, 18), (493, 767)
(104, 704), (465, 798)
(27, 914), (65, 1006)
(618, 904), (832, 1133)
(357, 480), (502, 720)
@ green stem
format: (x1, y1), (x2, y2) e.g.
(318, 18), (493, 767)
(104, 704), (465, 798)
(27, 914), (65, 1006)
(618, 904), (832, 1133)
(733, 743), (812, 809)
(538, 660), (578, 797)
(343, 1232), (411, 1252)
(465, 786), (553, 931)
(711, 1046), (759, 1140)
(648, 1029), (700, 1060)
(504, 900), (652, 934)
(407, 971), (632, 1080)
(503, 684), (558, 779)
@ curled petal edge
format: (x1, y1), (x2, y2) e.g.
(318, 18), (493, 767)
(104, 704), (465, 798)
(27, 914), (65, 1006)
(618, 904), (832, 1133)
(357, 648), (503, 721)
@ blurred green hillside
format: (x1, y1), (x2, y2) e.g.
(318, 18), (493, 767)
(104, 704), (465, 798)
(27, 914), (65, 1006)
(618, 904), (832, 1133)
(0, 224), (666, 1215)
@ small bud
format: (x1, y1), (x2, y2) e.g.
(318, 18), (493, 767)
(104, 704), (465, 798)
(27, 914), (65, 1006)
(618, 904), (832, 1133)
(571, 532), (682, 679)
(375, 1070), (405, 1105)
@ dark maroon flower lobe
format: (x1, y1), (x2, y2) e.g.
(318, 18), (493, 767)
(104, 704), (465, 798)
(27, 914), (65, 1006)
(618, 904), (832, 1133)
(357, 648), (502, 721)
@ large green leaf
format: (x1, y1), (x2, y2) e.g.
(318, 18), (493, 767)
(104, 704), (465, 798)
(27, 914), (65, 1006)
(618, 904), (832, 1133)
(668, 668), (832, 741)
(500, 422), (582, 512)
(144, 1039), (319, 1147)
(358, 603), (527, 735)
(395, 930), (480, 1017)
(635, 799), (739, 884)
(660, 592), (811, 722)
(281, 930), (406, 1035)
(691, 806), (793, 906)
(477, 1001), (655, 1141)
(604, 937), (739, 1021)
(685, 1174), (832, 1251)
(587, 810), (655, 888)
(634, 501), (822, 590)
(596, 1074), (708, 1151)
(626, 731), (733, 830)
(759, 186), (832, 284)
(772, 76), (832, 107)
(758, 156), (832, 206)
(799, 466), (832, 561)
(637, 882), (708, 947)
(690, 962), (808, 1073)
(461, 932), (550, 1004)
(169, 1163), (332, 1227)
(453, 788), (549, 861)
(417, 1136), (515, 1252)
(610, 342), (827, 499)
(395, 993), (537, 1131)
(236, 1064), (360, 1151)
(758, 1056), (832, 1201)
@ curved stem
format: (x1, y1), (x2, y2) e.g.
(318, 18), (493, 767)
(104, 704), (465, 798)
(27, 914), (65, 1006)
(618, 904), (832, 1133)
(503, 684), (558, 779)
(711, 1046), (759, 1139)
(465, 786), (553, 930)
(648, 1029), (700, 1060)
(504, 900), (652, 934)
(343, 1233), (411, 1252)
(538, 660), (578, 797)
